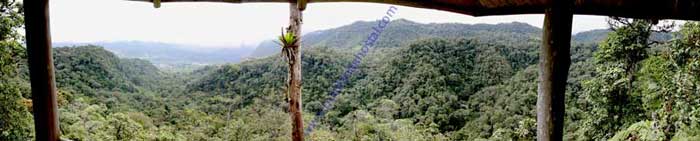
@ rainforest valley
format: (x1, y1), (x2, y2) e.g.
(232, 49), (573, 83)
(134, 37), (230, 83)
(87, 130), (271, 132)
(2, 3), (700, 139)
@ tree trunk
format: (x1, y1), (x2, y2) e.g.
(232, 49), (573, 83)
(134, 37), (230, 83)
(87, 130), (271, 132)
(288, 1), (304, 141)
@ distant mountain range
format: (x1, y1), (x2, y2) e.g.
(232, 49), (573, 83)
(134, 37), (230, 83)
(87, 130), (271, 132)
(53, 41), (255, 70)
(570, 29), (673, 44)
(55, 19), (633, 69)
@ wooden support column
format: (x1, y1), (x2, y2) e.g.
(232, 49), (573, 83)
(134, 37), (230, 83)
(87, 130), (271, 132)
(288, 0), (304, 140)
(537, 0), (573, 140)
(24, 0), (60, 140)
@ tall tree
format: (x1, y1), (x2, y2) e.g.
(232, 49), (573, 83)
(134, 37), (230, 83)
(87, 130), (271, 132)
(582, 18), (673, 139)
(0, 0), (33, 140)
(659, 22), (700, 140)
(602, 18), (654, 94)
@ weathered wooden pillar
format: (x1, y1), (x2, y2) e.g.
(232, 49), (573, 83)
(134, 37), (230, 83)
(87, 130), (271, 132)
(288, 0), (304, 140)
(24, 0), (60, 140)
(537, 0), (573, 140)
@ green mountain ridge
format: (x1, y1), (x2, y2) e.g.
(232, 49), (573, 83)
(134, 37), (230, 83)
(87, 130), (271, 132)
(53, 45), (163, 94)
(251, 19), (547, 58)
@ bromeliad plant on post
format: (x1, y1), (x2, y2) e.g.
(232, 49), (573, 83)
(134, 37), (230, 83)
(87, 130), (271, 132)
(278, 28), (298, 64)
(277, 27), (299, 101)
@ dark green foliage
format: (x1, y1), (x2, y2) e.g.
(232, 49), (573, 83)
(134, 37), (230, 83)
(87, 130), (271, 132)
(0, 43), (32, 140)
(188, 47), (352, 111)
(0, 57), (33, 140)
(184, 36), (545, 139)
(351, 39), (519, 132)
(453, 65), (538, 140)
(0, 0), (33, 139)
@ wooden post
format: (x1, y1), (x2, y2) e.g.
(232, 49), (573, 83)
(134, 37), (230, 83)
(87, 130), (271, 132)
(537, 0), (573, 140)
(288, 0), (304, 140)
(24, 0), (60, 140)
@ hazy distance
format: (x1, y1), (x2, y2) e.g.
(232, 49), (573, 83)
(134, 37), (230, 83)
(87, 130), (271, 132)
(50, 0), (608, 48)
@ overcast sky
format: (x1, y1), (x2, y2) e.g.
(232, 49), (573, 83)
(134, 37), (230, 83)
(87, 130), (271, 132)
(49, 0), (609, 47)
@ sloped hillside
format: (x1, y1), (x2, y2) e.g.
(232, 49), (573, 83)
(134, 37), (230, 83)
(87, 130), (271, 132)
(251, 19), (543, 58)
(54, 46), (162, 94)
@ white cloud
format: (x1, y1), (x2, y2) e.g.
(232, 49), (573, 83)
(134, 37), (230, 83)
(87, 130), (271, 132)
(49, 0), (608, 47)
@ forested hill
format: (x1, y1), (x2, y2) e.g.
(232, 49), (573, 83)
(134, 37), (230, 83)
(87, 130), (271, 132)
(189, 37), (597, 140)
(188, 21), (700, 140)
(52, 46), (163, 94)
(572, 29), (674, 44)
(301, 19), (541, 48)
(251, 19), (544, 58)
(572, 29), (611, 43)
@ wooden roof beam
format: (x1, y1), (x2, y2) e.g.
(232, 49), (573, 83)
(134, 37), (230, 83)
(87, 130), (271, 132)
(24, 0), (61, 140)
(128, 0), (700, 20)
(298, 0), (307, 10)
